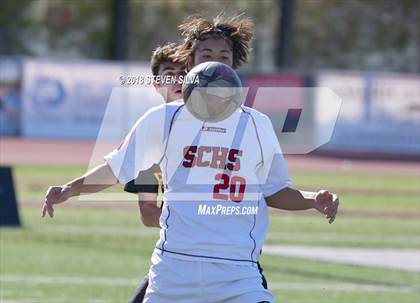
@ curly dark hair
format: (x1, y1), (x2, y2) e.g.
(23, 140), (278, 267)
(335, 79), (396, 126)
(171, 14), (254, 69)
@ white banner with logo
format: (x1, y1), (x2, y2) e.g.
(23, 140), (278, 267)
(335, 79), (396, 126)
(21, 59), (162, 139)
(317, 71), (420, 156)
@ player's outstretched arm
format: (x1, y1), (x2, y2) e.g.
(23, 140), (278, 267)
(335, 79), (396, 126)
(138, 193), (161, 228)
(265, 188), (339, 224)
(41, 162), (118, 218)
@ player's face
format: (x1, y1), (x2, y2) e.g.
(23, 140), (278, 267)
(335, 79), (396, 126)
(154, 62), (185, 102)
(189, 38), (233, 69)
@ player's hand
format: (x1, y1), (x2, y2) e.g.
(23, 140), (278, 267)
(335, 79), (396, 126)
(314, 190), (339, 224)
(41, 185), (73, 218)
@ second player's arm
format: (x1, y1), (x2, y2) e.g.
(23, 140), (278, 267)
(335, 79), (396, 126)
(137, 192), (161, 228)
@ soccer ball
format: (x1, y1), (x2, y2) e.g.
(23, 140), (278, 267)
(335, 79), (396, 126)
(182, 62), (243, 122)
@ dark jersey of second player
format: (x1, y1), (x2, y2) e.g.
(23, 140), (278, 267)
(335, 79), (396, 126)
(124, 164), (163, 196)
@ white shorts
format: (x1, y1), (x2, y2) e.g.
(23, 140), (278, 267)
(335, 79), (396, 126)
(143, 252), (275, 303)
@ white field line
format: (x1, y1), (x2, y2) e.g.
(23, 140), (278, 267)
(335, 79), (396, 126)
(0, 275), (138, 286)
(23, 224), (420, 245)
(0, 299), (109, 303)
(0, 302), (103, 303)
(264, 245), (420, 272)
(30, 225), (158, 236)
(266, 232), (420, 245)
(0, 275), (416, 294)
(269, 282), (416, 293)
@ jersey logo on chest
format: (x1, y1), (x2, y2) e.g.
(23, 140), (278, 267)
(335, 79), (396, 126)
(201, 126), (226, 133)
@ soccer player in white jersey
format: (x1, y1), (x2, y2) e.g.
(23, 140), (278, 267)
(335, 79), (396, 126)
(42, 15), (339, 303)
(127, 16), (270, 302)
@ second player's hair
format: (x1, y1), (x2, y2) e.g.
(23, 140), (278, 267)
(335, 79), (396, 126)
(150, 43), (183, 76)
(172, 14), (254, 69)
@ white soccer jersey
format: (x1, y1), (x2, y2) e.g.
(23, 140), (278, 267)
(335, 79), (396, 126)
(105, 100), (291, 265)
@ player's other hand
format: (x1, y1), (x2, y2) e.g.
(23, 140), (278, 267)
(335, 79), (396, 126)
(41, 185), (73, 218)
(314, 190), (339, 224)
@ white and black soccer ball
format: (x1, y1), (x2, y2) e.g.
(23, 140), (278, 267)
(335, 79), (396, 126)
(182, 62), (243, 122)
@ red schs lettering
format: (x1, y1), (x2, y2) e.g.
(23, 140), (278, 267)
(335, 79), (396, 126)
(226, 149), (242, 171)
(182, 146), (243, 170)
(210, 147), (229, 169)
(183, 146), (197, 168)
(197, 146), (211, 167)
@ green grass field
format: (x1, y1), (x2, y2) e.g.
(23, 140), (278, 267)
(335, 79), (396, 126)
(1, 165), (419, 303)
